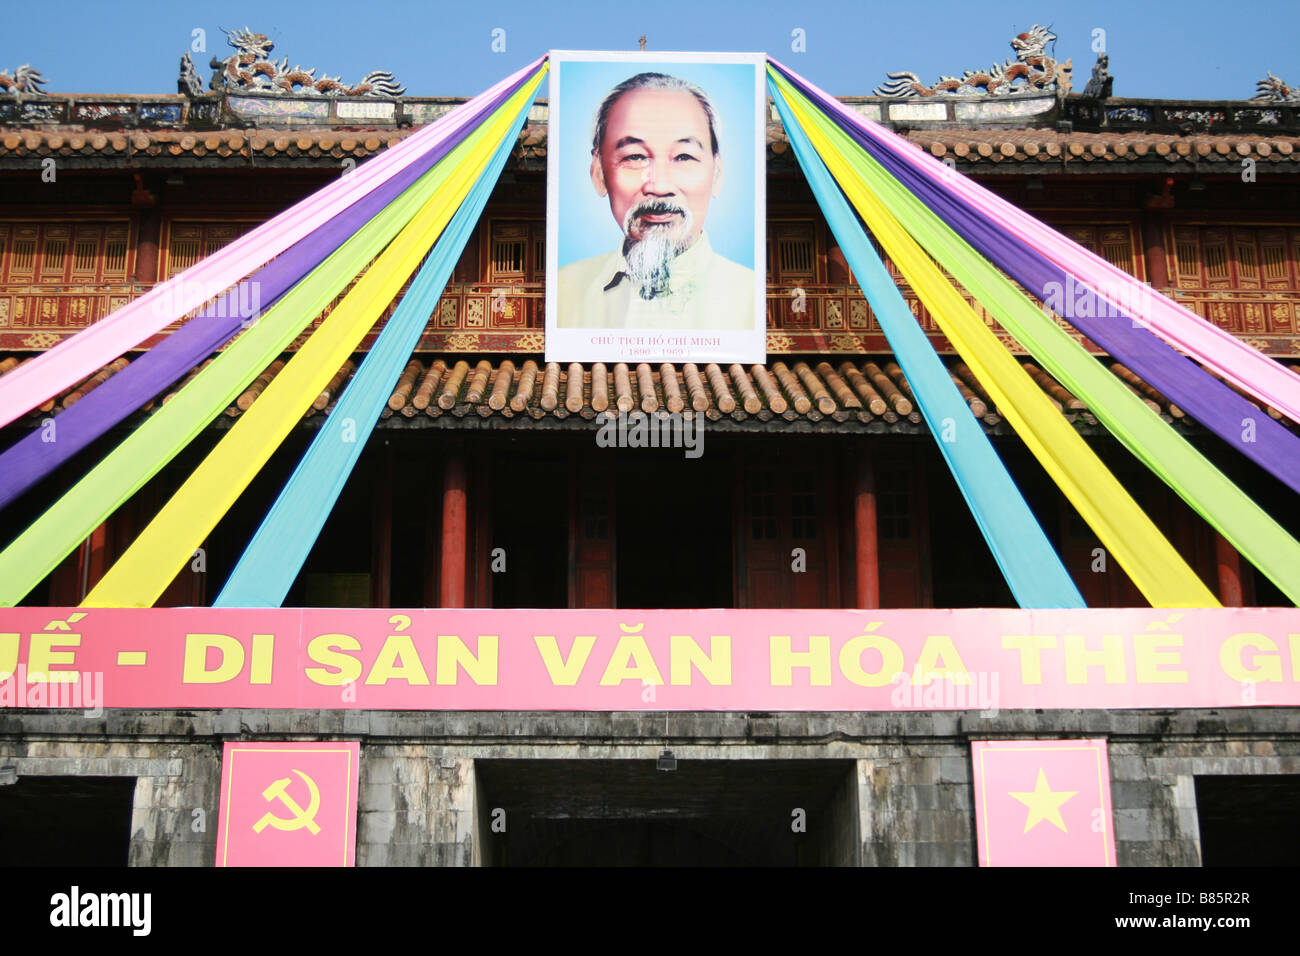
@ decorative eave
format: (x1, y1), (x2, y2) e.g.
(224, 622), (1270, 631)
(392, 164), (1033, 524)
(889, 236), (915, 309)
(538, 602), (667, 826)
(0, 121), (549, 171)
(4, 116), (1300, 178)
(894, 128), (1300, 175)
(4, 352), (1295, 438)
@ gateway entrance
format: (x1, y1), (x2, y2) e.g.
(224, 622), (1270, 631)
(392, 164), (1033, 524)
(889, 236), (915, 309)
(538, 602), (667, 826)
(476, 758), (858, 866)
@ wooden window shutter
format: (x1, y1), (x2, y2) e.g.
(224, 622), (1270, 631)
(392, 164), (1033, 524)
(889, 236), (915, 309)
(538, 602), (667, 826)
(41, 235), (68, 278)
(1100, 226), (1137, 277)
(774, 224), (815, 279)
(1172, 227), (1201, 286)
(1233, 229), (1260, 288)
(1260, 229), (1289, 286)
(1202, 228), (1231, 285)
(490, 222), (528, 279)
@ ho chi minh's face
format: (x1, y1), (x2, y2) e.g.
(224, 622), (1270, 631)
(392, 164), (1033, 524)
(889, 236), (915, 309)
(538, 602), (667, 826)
(590, 87), (722, 251)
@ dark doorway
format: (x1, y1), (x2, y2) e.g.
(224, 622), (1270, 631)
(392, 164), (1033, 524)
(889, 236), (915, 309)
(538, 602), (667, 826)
(1195, 774), (1300, 866)
(477, 758), (858, 866)
(616, 453), (732, 608)
(490, 445), (568, 608)
(0, 775), (135, 866)
(927, 441), (1017, 609)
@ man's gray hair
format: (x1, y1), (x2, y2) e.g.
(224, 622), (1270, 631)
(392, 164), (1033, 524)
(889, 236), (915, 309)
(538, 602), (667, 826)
(591, 72), (720, 157)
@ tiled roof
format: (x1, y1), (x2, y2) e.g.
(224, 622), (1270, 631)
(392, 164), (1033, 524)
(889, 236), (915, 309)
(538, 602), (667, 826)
(5, 353), (1296, 434)
(898, 129), (1300, 166)
(0, 125), (548, 163)
(4, 123), (1298, 168)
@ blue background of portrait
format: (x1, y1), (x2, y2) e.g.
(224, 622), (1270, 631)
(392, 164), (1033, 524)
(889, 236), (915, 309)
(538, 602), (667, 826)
(554, 58), (759, 270)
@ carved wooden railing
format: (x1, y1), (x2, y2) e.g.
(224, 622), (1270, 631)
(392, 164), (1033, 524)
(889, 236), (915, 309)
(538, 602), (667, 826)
(1, 280), (1296, 355)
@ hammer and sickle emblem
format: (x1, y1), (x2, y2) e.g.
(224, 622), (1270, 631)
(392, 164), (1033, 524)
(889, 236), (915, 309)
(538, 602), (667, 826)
(253, 769), (322, 835)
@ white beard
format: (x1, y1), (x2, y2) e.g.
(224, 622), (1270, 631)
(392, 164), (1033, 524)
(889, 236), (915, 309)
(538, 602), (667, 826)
(621, 201), (695, 300)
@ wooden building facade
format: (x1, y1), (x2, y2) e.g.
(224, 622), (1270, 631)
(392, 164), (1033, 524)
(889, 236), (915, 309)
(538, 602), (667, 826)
(6, 37), (1300, 872)
(2, 70), (1300, 616)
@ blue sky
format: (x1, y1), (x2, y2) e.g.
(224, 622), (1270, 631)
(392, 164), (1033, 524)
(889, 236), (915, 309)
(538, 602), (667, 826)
(1, 0), (1296, 101)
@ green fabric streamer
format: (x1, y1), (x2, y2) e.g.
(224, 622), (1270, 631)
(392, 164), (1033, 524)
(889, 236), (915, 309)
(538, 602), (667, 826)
(781, 78), (1300, 605)
(0, 140), (475, 606)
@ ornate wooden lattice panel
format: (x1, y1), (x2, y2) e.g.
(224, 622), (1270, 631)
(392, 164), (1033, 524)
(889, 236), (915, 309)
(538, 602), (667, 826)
(0, 220), (136, 350)
(1167, 224), (1300, 354)
(162, 221), (257, 278)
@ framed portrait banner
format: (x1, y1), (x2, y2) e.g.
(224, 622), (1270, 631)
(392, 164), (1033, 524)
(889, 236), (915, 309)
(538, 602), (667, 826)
(545, 51), (767, 364)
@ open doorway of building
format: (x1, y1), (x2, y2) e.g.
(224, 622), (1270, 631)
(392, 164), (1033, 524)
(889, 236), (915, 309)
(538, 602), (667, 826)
(615, 452), (733, 608)
(476, 758), (858, 866)
(489, 443), (570, 608)
(1195, 774), (1300, 866)
(0, 775), (135, 866)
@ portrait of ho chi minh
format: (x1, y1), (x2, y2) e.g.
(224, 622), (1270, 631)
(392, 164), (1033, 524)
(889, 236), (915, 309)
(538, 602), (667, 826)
(556, 72), (756, 330)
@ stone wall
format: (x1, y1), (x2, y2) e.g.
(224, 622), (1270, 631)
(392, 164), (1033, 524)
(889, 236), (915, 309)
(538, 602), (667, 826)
(1, 708), (1297, 866)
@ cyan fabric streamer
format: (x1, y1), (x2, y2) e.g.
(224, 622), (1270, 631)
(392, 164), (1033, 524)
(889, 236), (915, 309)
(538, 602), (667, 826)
(770, 77), (1084, 608)
(767, 60), (1300, 497)
(214, 78), (539, 607)
(0, 70), (530, 513)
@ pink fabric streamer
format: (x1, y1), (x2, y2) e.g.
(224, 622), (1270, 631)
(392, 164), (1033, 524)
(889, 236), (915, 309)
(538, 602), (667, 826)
(767, 57), (1300, 424)
(0, 56), (547, 429)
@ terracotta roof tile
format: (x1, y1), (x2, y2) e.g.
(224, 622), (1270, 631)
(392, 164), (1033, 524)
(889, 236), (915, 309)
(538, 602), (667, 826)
(4, 121), (1300, 168)
(5, 351), (1296, 433)
(905, 129), (1300, 165)
(0, 124), (548, 163)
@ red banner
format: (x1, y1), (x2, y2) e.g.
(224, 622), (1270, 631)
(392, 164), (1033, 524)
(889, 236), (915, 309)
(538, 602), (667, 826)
(1, 606), (1297, 711)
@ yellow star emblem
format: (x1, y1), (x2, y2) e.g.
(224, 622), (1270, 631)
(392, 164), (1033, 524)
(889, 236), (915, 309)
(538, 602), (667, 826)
(1009, 768), (1077, 834)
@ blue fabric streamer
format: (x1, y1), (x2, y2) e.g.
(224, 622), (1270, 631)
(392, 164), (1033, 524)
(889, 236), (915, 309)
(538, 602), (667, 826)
(215, 77), (540, 607)
(769, 77), (1085, 608)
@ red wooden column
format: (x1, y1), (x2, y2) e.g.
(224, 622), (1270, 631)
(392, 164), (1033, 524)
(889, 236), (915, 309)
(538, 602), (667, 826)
(854, 453), (880, 609)
(80, 522), (111, 601)
(1214, 532), (1245, 607)
(1141, 211), (1170, 290)
(134, 204), (161, 284)
(439, 453), (468, 608)
(45, 522), (106, 605)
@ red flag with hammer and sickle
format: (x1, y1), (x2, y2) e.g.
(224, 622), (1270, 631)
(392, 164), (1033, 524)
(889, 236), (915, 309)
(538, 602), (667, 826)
(216, 741), (360, 866)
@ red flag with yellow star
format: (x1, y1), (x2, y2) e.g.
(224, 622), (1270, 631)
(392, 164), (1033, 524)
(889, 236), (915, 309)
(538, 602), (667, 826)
(972, 738), (1116, 867)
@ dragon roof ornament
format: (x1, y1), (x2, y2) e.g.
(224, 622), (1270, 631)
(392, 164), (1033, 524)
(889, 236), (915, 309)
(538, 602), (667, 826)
(0, 65), (49, 103)
(183, 27), (406, 98)
(1081, 53), (1113, 100)
(1254, 72), (1300, 104)
(874, 25), (1072, 98)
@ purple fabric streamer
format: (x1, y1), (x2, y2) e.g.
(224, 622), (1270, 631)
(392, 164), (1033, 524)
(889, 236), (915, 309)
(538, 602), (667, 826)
(0, 72), (530, 512)
(771, 63), (1300, 496)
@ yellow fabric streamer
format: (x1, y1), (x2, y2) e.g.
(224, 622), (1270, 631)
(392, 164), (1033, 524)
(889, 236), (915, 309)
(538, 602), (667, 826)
(83, 68), (548, 607)
(781, 89), (1218, 607)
